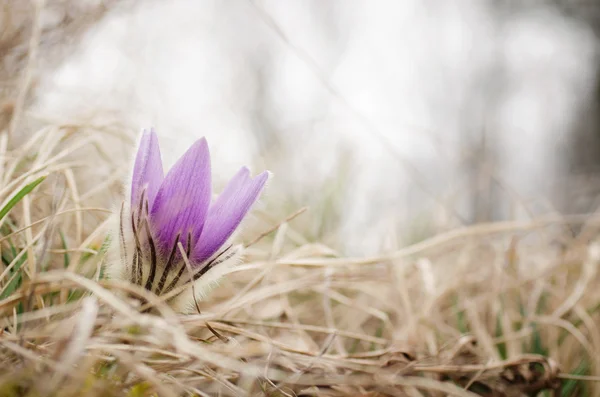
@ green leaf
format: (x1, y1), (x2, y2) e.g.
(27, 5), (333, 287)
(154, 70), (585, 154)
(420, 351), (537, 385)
(561, 360), (589, 397)
(495, 314), (507, 360)
(0, 241), (26, 300)
(67, 289), (85, 303)
(59, 230), (70, 269)
(0, 261), (23, 300)
(530, 322), (548, 356)
(0, 176), (46, 221)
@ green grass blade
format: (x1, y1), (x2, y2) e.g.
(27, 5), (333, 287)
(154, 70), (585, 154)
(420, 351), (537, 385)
(0, 240), (27, 300)
(561, 360), (589, 397)
(495, 313), (507, 360)
(59, 230), (70, 268)
(0, 259), (24, 300)
(0, 176), (46, 222)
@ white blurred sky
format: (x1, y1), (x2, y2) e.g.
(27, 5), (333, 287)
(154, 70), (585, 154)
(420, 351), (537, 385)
(34, 0), (599, 254)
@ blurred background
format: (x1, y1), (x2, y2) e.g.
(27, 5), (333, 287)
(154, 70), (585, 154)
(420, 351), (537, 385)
(3, 0), (600, 255)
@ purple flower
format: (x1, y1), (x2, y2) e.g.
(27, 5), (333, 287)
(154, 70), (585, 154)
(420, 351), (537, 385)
(121, 128), (269, 294)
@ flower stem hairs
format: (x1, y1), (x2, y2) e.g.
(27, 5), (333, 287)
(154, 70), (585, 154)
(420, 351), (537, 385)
(108, 128), (269, 312)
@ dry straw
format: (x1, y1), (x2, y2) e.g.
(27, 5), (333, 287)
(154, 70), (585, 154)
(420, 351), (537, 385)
(1, 123), (600, 397)
(1, 2), (600, 396)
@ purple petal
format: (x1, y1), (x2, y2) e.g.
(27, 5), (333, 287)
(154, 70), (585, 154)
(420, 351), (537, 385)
(131, 129), (164, 210)
(193, 167), (269, 263)
(150, 138), (212, 253)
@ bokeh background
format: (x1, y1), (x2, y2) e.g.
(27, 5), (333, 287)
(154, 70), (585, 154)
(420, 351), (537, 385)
(4, 3), (600, 395)
(4, 0), (600, 255)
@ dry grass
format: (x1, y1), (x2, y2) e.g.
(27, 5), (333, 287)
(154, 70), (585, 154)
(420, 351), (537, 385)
(2, 2), (600, 397)
(0, 125), (599, 396)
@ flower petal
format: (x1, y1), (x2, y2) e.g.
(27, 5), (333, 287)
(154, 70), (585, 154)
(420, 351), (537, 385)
(193, 167), (269, 263)
(150, 138), (212, 253)
(131, 129), (164, 209)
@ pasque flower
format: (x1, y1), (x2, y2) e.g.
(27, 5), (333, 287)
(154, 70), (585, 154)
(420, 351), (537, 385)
(114, 129), (268, 304)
